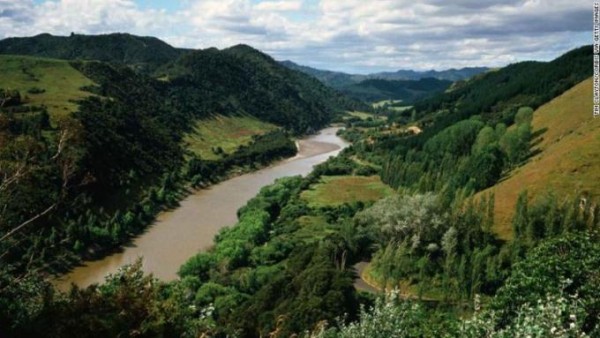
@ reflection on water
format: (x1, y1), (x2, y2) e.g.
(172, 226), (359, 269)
(54, 127), (348, 290)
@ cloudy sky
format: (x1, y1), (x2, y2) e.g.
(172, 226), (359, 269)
(0, 0), (592, 73)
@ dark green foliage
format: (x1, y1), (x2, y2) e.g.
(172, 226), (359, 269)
(27, 87), (46, 94)
(382, 119), (487, 192)
(0, 260), (194, 338)
(510, 193), (599, 250)
(162, 45), (365, 133)
(310, 156), (358, 178)
(0, 88), (22, 107)
(0, 33), (187, 73)
(340, 78), (452, 103)
(460, 144), (505, 191)
(175, 176), (364, 337)
(186, 130), (296, 187)
(492, 233), (600, 332)
(412, 46), (591, 128)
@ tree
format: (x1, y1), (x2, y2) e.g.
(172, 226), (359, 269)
(514, 106), (533, 125)
(355, 193), (446, 251)
(471, 126), (496, 154)
(512, 191), (529, 240)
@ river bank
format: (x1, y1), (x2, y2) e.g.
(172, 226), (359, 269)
(54, 127), (348, 291)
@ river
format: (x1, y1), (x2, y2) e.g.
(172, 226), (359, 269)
(54, 127), (348, 291)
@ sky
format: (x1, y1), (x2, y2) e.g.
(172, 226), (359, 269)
(0, 0), (592, 73)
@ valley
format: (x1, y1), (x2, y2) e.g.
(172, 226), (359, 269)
(55, 127), (348, 290)
(0, 30), (598, 338)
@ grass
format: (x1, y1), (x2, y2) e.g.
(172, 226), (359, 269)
(388, 105), (413, 112)
(183, 114), (278, 160)
(372, 100), (412, 112)
(343, 111), (387, 122)
(301, 175), (394, 208)
(372, 99), (402, 108)
(0, 55), (95, 122)
(477, 77), (600, 240)
(348, 111), (373, 120)
(293, 216), (336, 243)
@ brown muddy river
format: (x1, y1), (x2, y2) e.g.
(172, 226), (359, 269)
(55, 127), (348, 290)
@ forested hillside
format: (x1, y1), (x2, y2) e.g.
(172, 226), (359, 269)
(160, 44), (365, 132)
(0, 33), (187, 73)
(411, 45), (592, 132)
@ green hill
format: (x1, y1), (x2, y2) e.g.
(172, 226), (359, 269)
(0, 33), (187, 73)
(478, 77), (600, 240)
(160, 44), (367, 132)
(378, 46), (592, 197)
(411, 46), (592, 133)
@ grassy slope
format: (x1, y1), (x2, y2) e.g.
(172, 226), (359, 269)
(344, 111), (388, 121)
(301, 175), (394, 208)
(183, 115), (278, 160)
(479, 78), (600, 240)
(0, 55), (94, 121)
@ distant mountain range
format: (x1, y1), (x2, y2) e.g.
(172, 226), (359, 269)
(280, 60), (489, 103)
(280, 60), (489, 88)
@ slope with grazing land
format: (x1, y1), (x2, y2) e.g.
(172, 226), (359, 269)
(407, 45), (592, 141)
(0, 55), (95, 120)
(478, 77), (600, 240)
(183, 115), (278, 160)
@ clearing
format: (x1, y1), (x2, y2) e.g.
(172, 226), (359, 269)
(0, 55), (95, 121)
(301, 175), (394, 208)
(183, 114), (278, 160)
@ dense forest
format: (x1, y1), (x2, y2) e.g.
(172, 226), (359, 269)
(1, 35), (598, 338)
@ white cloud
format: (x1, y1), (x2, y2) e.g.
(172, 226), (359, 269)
(0, 0), (592, 73)
(255, 1), (302, 12)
